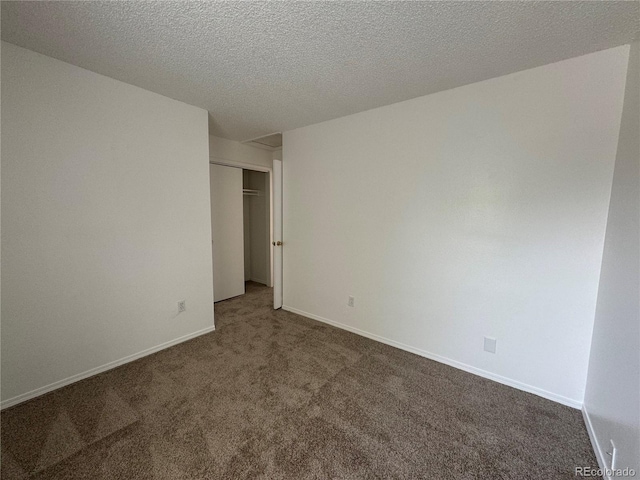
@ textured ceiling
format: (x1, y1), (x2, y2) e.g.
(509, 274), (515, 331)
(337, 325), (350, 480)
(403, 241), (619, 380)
(2, 1), (638, 141)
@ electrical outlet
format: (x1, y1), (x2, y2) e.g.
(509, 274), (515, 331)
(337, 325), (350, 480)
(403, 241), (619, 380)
(178, 300), (186, 313)
(348, 296), (355, 307)
(484, 337), (497, 354)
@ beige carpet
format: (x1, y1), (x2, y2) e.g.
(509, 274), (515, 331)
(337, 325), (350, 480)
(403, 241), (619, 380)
(1, 282), (597, 479)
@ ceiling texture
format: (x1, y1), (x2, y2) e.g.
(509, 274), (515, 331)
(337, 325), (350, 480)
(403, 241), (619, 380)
(2, 1), (638, 141)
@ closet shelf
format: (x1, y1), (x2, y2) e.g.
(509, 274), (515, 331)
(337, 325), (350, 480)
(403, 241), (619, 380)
(243, 188), (260, 196)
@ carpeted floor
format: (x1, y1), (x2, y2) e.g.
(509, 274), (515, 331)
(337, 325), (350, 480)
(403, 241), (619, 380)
(2, 282), (597, 479)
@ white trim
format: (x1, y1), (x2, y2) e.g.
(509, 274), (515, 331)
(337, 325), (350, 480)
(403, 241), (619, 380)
(272, 160), (283, 309)
(0, 325), (216, 410)
(582, 406), (609, 476)
(209, 156), (272, 173)
(268, 168), (274, 288)
(282, 305), (582, 409)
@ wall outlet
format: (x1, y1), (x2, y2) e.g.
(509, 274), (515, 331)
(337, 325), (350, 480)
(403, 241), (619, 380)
(348, 296), (355, 307)
(178, 300), (186, 313)
(484, 337), (497, 353)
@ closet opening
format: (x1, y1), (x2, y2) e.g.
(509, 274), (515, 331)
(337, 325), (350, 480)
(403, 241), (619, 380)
(209, 162), (273, 304)
(242, 169), (271, 288)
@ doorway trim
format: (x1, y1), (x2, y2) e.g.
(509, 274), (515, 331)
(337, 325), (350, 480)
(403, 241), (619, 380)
(209, 157), (274, 289)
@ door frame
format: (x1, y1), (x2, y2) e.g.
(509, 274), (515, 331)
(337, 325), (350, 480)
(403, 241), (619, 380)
(272, 159), (283, 310)
(209, 158), (274, 289)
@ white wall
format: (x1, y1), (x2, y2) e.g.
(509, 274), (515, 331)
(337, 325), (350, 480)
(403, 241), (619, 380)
(282, 46), (629, 407)
(209, 135), (272, 169)
(1, 43), (214, 406)
(583, 42), (639, 474)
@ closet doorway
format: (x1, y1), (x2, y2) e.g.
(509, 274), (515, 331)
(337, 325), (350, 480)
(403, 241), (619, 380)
(242, 170), (271, 288)
(209, 161), (275, 304)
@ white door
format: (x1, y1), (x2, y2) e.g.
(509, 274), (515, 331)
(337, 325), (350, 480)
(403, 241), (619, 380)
(210, 164), (245, 302)
(273, 159), (283, 309)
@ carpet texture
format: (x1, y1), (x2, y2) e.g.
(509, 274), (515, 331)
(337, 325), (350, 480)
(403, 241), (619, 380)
(1, 282), (597, 479)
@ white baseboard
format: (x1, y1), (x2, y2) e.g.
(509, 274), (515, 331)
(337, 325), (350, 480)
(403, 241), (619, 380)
(282, 305), (582, 409)
(1, 325), (216, 410)
(582, 406), (608, 476)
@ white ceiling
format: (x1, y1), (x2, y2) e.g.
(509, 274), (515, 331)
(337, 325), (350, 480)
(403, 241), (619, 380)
(2, 1), (638, 141)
